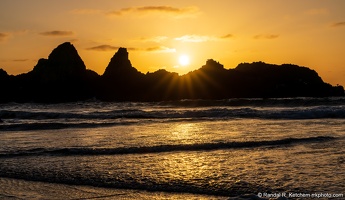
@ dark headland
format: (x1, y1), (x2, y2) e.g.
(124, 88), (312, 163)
(0, 42), (343, 103)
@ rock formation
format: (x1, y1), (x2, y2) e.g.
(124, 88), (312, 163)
(0, 42), (343, 103)
(99, 47), (145, 101)
(103, 47), (138, 78)
(0, 42), (99, 102)
(32, 42), (87, 81)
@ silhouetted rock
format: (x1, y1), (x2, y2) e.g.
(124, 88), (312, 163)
(228, 62), (343, 97)
(144, 69), (180, 101)
(0, 68), (8, 79)
(182, 59), (229, 99)
(2, 42), (100, 102)
(103, 47), (140, 78)
(0, 42), (343, 103)
(99, 48), (145, 101)
(0, 68), (11, 102)
(200, 59), (225, 71)
(32, 42), (86, 81)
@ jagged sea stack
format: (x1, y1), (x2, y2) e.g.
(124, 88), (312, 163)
(32, 42), (86, 80)
(4, 42), (99, 102)
(102, 47), (141, 78)
(100, 48), (145, 101)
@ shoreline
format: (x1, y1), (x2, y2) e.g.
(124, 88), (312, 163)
(0, 177), (227, 200)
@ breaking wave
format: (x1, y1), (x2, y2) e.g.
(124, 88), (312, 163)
(1, 97), (344, 131)
(0, 136), (335, 158)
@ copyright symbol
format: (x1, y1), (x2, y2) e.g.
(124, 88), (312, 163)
(258, 192), (262, 198)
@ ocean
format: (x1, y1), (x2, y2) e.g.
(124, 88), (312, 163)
(0, 97), (344, 199)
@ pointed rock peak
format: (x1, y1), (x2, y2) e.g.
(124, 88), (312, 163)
(32, 42), (86, 77)
(49, 42), (82, 62)
(57, 42), (73, 48)
(115, 47), (129, 58)
(48, 42), (86, 70)
(109, 47), (130, 67)
(103, 47), (135, 77)
(49, 42), (75, 57)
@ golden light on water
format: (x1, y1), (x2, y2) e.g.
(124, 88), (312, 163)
(162, 153), (209, 178)
(170, 123), (202, 143)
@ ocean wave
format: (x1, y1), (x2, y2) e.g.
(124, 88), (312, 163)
(0, 121), (136, 131)
(0, 109), (147, 120)
(1, 106), (345, 121)
(0, 174), (270, 198)
(1, 98), (345, 131)
(0, 136), (335, 158)
(0, 106), (345, 122)
(158, 97), (345, 107)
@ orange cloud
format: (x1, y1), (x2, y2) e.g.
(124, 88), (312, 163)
(175, 35), (212, 42)
(175, 34), (234, 42)
(0, 32), (10, 42)
(136, 36), (169, 43)
(137, 6), (190, 13)
(220, 34), (234, 39)
(39, 31), (74, 37)
(332, 22), (345, 27)
(86, 44), (175, 53)
(12, 59), (29, 62)
(253, 34), (279, 39)
(107, 6), (199, 17)
(86, 45), (119, 51)
(145, 46), (176, 53)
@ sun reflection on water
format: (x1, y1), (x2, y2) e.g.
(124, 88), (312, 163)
(161, 123), (225, 188)
(170, 123), (204, 144)
(161, 152), (213, 185)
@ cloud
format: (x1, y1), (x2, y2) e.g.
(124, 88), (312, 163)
(0, 58), (30, 62)
(145, 46), (176, 53)
(12, 59), (29, 62)
(331, 22), (345, 27)
(175, 34), (234, 42)
(0, 30), (29, 42)
(175, 35), (214, 42)
(39, 31), (74, 37)
(136, 36), (169, 43)
(0, 32), (10, 42)
(253, 34), (279, 39)
(107, 6), (199, 18)
(86, 45), (120, 51)
(71, 6), (199, 18)
(220, 34), (234, 39)
(86, 44), (175, 53)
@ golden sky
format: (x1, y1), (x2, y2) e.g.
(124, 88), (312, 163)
(1, 0), (345, 86)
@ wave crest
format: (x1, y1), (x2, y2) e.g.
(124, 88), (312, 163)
(0, 136), (335, 158)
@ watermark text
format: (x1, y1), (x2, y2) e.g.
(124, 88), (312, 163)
(257, 192), (344, 199)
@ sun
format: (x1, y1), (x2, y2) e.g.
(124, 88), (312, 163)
(178, 54), (190, 66)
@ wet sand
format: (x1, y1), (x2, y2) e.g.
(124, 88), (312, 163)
(0, 177), (226, 200)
